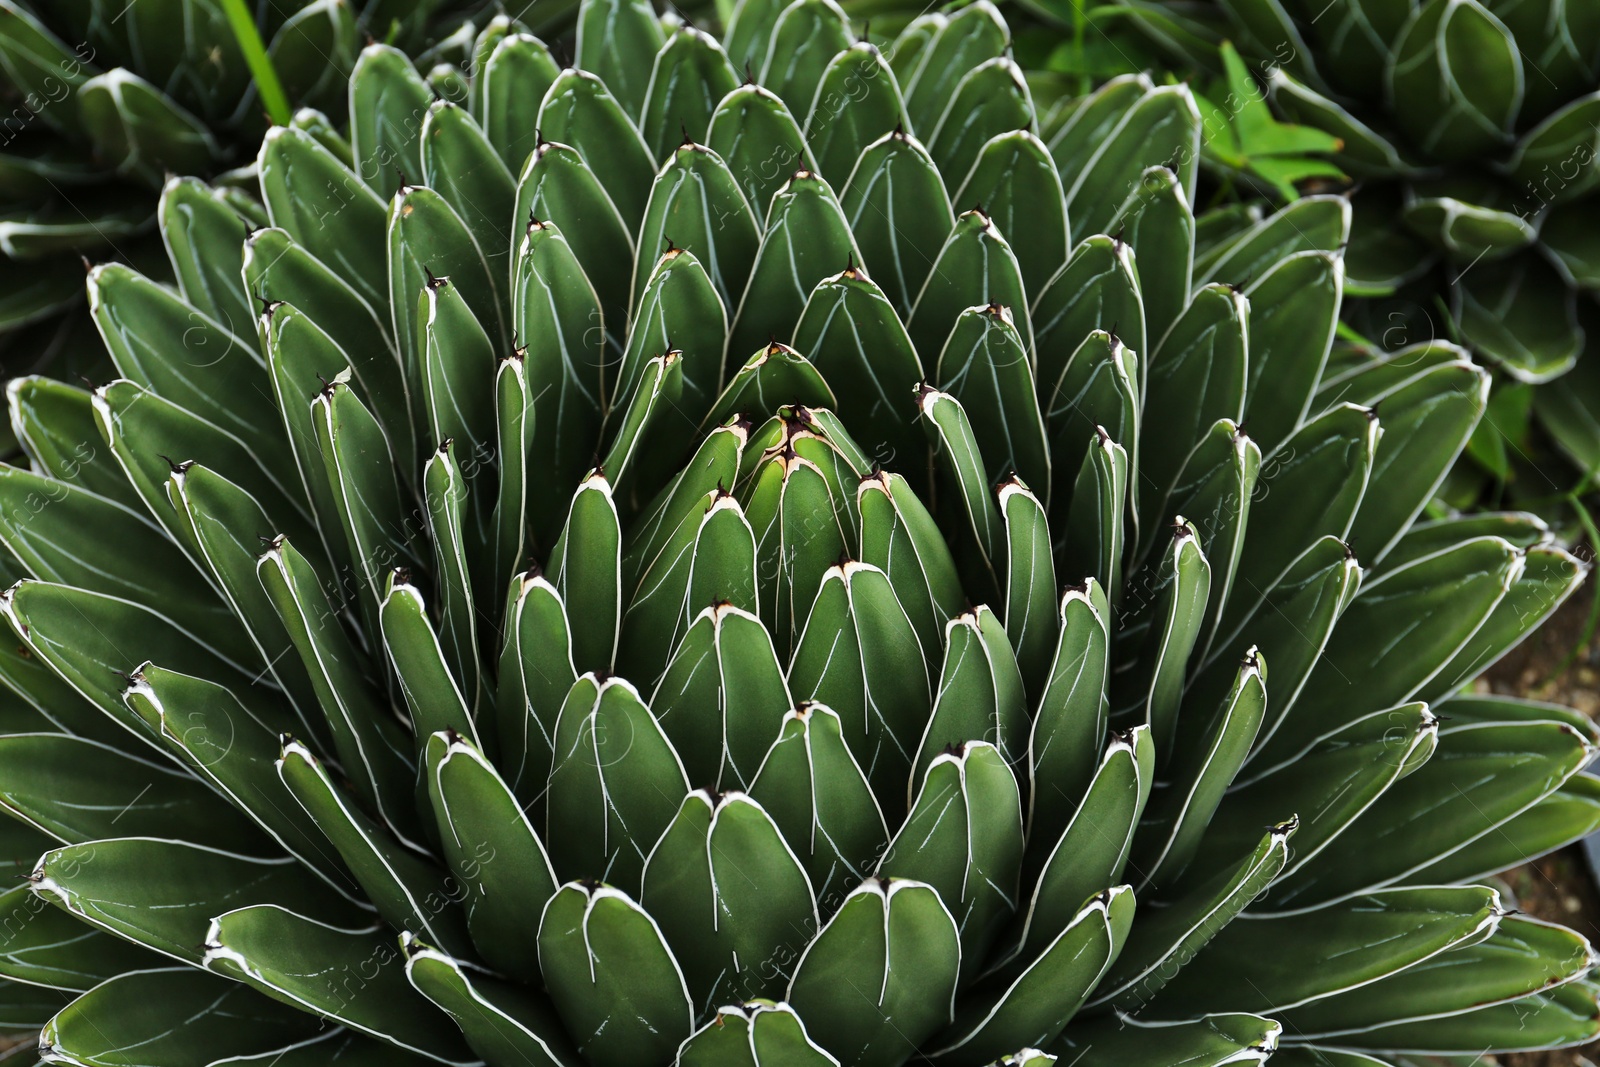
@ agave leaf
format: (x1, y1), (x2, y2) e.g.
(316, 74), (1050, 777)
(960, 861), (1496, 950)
(123, 665), (356, 896)
(0, 4), (93, 138)
(763, 0), (854, 114)
(1223, 405), (1376, 638)
(911, 209), (1032, 370)
(258, 126), (389, 310)
(1060, 430), (1128, 605)
(242, 228), (411, 462)
(404, 936), (577, 1067)
(40, 968), (325, 1064)
(748, 703), (889, 911)
(902, 1), (1009, 135)
(617, 251), (728, 473)
(1427, 544), (1585, 699)
(955, 132), (1067, 301)
(1033, 238), (1146, 426)
(1282, 536), (1519, 755)
(641, 27), (741, 161)
(545, 676), (689, 892)
(1270, 718), (1593, 909)
(0, 881), (164, 991)
(729, 173), (862, 362)
(1106, 166), (1193, 346)
(601, 351), (687, 504)
(1409, 772), (1600, 885)
(1454, 254), (1581, 383)
(927, 59), (1035, 195)
(1026, 581), (1112, 851)
(1056, 1012), (1280, 1065)
(388, 184), (504, 413)
(624, 418), (750, 584)
(277, 739), (472, 958)
(1090, 820), (1295, 1011)
(513, 219), (605, 538)
(159, 177), (254, 340)
(937, 304), (1050, 498)
(349, 44), (431, 201)
(0, 579), (248, 746)
(1141, 285), (1247, 519)
(617, 487), (717, 685)
(494, 358), (534, 596)
(790, 560), (931, 811)
(513, 140), (635, 335)
(1150, 884), (1502, 1018)
(888, 13), (946, 85)
(420, 275), (498, 469)
(787, 879), (960, 1067)
(706, 84), (818, 225)
(537, 882), (693, 1067)
(880, 742), (1023, 970)
(496, 570), (576, 807)
(575, 0), (666, 119)
(89, 264), (274, 457)
(1121, 521), (1210, 763)
(79, 68), (219, 181)
(424, 444), (491, 712)
(420, 100), (518, 285)
(1347, 358), (1489, 563)
(311, 377), (420, 642)
(642, 791), (819, 1011)
(723, 0), (786, 71)
(483, 35), (563, 174)
(257, 537), (418, 842)
(1385, 0), (1522, 162)
(6, 378), (138, 508)
(1196, 196), (1350, 287)
(840, 130), (953, 319)
(0, 728), (252, 856)
(1135, 651), (1266, 887)
(914, 609), (1027, 784)
(1191, 702), (1436, 891)
(792, 267), (924, 471)
(34, 838), (362, 966)
(858, 469), (965, 665)
(379, 573), (480, 755)
(633, 143), (758, 318)
(538, 69), (656, 229)
(678, 1001), (839, 1067)
(1020, 727), (1152, 952)
(1324, 980), (1600, 1054)
(933, 887), (1133, 1062)
(551, 472), (622, 676)
(166, 464), (326, 737)
(205, 904), (474, 1062)
(807, 43), (908, 189)
(423, 732), (558, 982)
(652, 605), (788, 788)
(1044, 331), (1140, 533)
(997, 478), (1057, 695)
(0, 467), (244, 660)
(919, 387), (1002, 594)
(741, 442), (850, 659)
(1062, 84), (1201, 241)
(1239, 251), (1342, 454)
(1281, 916), (1593, 1038)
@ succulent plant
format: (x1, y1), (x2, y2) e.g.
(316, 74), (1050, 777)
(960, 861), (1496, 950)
(1115, 0), (1600, 488)
(0, 0), (1598, 1063)
(0, 0), (507, 398)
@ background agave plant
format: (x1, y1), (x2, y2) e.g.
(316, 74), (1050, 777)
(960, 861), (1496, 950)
(0, 0), (504, 405)
(0, 0), (1598, 1063)
(1117, 0), (1600, 498)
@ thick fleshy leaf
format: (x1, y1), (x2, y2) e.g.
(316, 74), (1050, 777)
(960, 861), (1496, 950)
(787, 879), (961, 1067)
(643, 790), (818, 1011)
(840, 130), (953, 318)
(537, 882), (693, 1067)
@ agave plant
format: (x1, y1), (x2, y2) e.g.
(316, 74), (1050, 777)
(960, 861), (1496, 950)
(0, 0), (1597, 1063)
(0, 0), (508, 395)
(1118, 0), (1600, 486)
